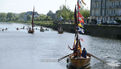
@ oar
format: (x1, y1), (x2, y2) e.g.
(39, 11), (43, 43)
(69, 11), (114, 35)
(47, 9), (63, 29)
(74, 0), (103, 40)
(88, 53), (106, 64)
(58, 53), (72, 62)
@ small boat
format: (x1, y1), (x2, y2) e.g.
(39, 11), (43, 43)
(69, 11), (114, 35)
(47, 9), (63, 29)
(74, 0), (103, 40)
(66, 0), (90, 69)
(5, 28), (8, 30)
(40, 26), (44, 32)
(45, 28), (49, 31)
(2, 29), (4, 31)
(67, 54), (91, 69)
(28, 28), (34, 33)
(28, 7), (35, 34)
(21, 26), (25, 29)
(16, 28), (19, 30)
(58, 26), (63, 34)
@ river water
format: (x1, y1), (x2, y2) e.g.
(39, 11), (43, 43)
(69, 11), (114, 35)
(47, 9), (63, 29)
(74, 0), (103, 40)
(0, 22), (121, 69)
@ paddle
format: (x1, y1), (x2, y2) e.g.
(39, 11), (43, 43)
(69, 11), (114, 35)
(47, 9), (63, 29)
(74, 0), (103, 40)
(87, 53), (106, 64)
(58, 53), (72, 62)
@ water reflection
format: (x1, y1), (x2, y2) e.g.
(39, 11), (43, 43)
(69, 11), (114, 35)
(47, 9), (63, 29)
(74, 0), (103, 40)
(67, 65), (91, 69)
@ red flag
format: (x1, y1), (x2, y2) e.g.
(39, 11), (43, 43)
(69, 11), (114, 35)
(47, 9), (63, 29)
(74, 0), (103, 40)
(77, 1), (81, 9)
(78, 12), (84, 19)
(78, 12), (84, 24)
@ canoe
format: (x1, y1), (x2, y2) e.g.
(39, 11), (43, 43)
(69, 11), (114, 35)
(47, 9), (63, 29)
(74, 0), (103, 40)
(67, 54), (91, 69)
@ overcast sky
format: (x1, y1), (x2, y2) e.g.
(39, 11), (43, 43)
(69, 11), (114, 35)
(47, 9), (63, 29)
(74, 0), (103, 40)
(0, 0), (90, 14)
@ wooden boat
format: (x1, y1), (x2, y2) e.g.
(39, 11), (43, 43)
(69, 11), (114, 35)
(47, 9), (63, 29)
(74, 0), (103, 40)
(66, 0), (90, 69)
(45, 28), (49, 31)
(28, 28), (34, 33)
(16, 28), (19, 30)
(40, 26), (44, 32)
(28, 7), (35, 34)
(58, 26), (63, 34)
(67, 54), (91, 69)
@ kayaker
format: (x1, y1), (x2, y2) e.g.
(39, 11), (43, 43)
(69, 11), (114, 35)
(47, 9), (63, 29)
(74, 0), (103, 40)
(81, 48), (87, 58)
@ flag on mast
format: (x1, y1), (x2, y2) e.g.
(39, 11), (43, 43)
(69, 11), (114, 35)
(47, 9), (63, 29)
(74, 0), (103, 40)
(76, 0), (85, 33)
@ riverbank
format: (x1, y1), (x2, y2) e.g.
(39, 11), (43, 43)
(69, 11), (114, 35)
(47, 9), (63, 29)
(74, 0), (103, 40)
(84, 24), (121, 39)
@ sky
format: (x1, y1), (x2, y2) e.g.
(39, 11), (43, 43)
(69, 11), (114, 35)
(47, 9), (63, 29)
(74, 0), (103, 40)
(0, 0), (90, 14)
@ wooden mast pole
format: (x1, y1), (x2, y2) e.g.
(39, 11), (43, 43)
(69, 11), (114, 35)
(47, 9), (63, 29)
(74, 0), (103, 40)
(32, 6), (35, 31)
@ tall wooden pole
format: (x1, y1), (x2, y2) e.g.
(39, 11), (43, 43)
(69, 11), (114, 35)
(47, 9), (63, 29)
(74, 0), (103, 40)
(32, 6), (35, 30)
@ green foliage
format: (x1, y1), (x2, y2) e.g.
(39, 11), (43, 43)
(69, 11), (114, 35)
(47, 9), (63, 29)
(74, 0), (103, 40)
(47, 10), (56, 20)
(6, 13), (16, 21)
(26, 15), (31, 21)
(56, 5), (74, 21)
(0, 12), (52, 23)
(0, 13), (6, 21)
(34, 14), (52, 21)
(18, 12), (26, 21)
(79, 9), (90, 18)
(0, 6), (90, 24)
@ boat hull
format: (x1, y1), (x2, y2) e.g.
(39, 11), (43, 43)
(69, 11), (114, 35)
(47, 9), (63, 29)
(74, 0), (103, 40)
(67, 55), (91, 69)
(28, 30), (34, 34)
(58, 31), (63, 34)
(40, 29), (44, 32)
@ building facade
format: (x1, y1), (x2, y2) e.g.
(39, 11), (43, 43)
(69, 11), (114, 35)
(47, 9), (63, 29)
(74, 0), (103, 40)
(90, 0), (121, 23)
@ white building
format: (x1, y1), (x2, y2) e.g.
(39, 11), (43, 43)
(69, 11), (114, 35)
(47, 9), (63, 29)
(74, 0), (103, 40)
(90, 0), (121, 23)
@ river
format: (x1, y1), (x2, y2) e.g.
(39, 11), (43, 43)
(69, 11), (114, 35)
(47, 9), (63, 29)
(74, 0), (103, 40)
(0, 22), (121, 69)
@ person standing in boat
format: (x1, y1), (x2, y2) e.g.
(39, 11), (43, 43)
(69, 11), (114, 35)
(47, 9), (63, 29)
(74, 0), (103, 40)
(68, 44), (77, 58)
(77, 39), (82, 57)
(68, 39), (82, 58)
(81, 48), (87, 58)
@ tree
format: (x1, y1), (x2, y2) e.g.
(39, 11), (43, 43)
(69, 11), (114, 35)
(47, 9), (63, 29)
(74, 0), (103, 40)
(0, 13), (6, 21)
(18, 12), (26, 21)
(6, 13), (16, 21)
(56, 5), (74, 21)
(47, 10), (55, 20)
(46, 16), (52, 21)
(80, 9), (90, 18)
(26, 15), (31, 21)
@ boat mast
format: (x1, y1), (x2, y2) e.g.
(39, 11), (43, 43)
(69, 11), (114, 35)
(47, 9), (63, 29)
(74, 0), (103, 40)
(32, 6), (35, 30)
(77, 0), (80, 41)
(74, 5), (79, 52)
(74, 0), (80, 50)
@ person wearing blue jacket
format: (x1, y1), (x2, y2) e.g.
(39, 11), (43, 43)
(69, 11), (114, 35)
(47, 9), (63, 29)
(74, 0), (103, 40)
(82, 48), (87, 58)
